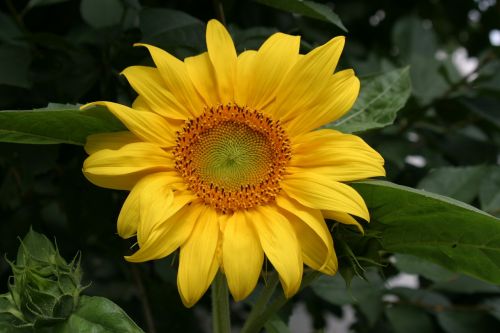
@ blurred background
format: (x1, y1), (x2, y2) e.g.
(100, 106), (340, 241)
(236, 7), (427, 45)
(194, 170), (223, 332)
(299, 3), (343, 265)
(0, 0), (499, 332)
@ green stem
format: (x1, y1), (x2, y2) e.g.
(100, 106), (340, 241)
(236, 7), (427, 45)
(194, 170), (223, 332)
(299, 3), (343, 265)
(241, 271), (321, 333)
(212, 272), (231, 333)
(241, 273), (280, 333)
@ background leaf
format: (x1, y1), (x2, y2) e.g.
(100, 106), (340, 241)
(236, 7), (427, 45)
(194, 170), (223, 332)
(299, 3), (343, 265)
(417, 165), (488, 203)
(329, 67), (411, 133)
(255, 0), (347, 31)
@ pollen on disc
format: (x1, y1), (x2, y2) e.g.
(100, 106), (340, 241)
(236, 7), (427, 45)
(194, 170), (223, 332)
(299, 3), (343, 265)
(173, 104), (291, 213)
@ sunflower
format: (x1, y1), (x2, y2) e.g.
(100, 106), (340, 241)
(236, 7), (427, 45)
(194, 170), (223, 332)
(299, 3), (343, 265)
(82, 19), (385, 307)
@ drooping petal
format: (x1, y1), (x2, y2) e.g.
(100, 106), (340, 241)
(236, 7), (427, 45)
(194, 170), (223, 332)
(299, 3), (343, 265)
(135, 43), (204, 116)
(178, 207), (220, 307)
(287, 213), (337, 275)
(83, 142), (174, 190)
(121, 66), (191, 120)
(249, 206), (303, 298)
(117, 172), (178, 239)
(82, 101), (177, 148)
(270, 36), (345, 120)
(244, 33), (300, 110)
(323, 210), (364, 233)
(275, 194), (333, 263)
(85, 131), (139, 154)
(222, 211), (264, 301)
(289, 129), (385, 181)
(125, 203), (201, 263)
(283, 70), (360, 135)
(282, 171), (369, 221)
(234, 50), (257, 106)
(206, 19), (237, 104)
(185, 52), (220, 106)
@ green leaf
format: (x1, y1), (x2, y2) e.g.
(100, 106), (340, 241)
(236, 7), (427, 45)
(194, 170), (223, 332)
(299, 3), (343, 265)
(80, 0), (124, 28)
(255, 0), (347, 31)
(391, 16), (448, 104)
(417, 165), (488, 204)
(393, 254), (456, 282)
(312, 270), (384, 325)
(0, 44), (31, 88)
(479, 166), (500, 217)
(355, 180), (500, 284)
(45, 296), (144, 333)
(0, 104), (125, 145)
(386, 305), (436, 333)
(26, 0), (71, 11)
(329, 67), (411, 133)
(436, 310), (499, 333)
(431, 274), (500, 294)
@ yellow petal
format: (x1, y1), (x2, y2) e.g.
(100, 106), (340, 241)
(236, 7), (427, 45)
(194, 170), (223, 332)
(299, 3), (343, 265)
(284, 70), (360, 135)
(271, 36), (345, 120)
(288, 214), (337, 275)
(289, 129), (385, 181)
(323, 210), (364, 233)
(117, 172), (179, 239)
(223, 211), (264, 301)
(282, 171), (369, 221)
(121, 66), (191, 120)
(206, 19), (237, 104)
(82, 142), (174, 190)
(132, 96), (151, 111)
(249, 206), (303, 298)
(82, 101), (176, 148)
(137, 191), (195, 246)
(129, 172), (193, 245)
(178, 206), (220, 307)
(85, 131), (139, 154)
(185, 52), (219, 106)
(234, 50), (257, 106)
(125, 204), (200, 263)
(135, 43), (204, 116)
(245, 33), (300, 110)
(275, 194), (333, 263)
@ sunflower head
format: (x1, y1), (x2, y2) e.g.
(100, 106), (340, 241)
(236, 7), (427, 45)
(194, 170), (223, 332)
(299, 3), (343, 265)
(82, 19), (385, 307)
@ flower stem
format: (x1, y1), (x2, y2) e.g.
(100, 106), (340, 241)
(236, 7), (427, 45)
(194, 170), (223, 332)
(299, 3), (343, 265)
(241, 271), (321, 333)
(212, 272), (231, 333)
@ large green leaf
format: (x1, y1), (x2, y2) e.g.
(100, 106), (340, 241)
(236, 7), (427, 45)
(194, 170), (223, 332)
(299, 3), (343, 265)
(255, 0), (347, 31)
(417, 165), (487, 204)
(0, 104), (125, 145)
(43, 296), (144, 333)
(329, 67), (411, 133)
(354, 180), (500, 284)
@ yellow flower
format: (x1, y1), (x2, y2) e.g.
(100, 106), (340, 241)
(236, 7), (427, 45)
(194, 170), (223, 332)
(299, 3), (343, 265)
(82, 19), (385, 307)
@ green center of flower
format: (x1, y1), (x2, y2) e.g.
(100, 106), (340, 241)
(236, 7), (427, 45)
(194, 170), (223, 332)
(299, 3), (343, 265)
(173, 104), (291, 213)
(191, 121), (274, 192)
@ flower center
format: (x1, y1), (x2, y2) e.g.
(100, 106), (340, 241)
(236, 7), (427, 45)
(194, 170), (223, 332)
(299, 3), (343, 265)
(173, 104), (291, 213)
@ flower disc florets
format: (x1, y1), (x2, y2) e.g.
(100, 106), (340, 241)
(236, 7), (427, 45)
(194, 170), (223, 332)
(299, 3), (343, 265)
(173, 104), (291, 213)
